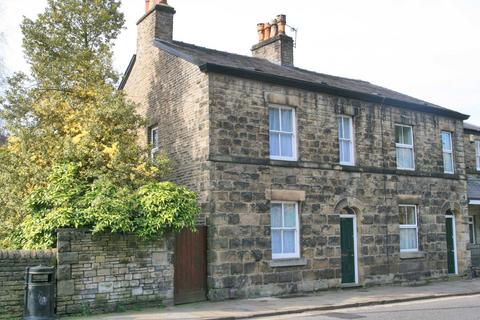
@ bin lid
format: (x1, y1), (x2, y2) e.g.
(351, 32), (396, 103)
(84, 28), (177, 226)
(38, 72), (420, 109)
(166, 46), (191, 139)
(28, 265), (55, 274)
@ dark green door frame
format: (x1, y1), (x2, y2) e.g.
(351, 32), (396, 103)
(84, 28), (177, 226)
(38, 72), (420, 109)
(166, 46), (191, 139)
(340, 215), (358, 284)
(445, 215), (457, 275)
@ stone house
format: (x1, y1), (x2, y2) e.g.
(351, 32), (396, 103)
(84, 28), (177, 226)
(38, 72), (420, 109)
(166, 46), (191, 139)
(121, 0), (472, 302)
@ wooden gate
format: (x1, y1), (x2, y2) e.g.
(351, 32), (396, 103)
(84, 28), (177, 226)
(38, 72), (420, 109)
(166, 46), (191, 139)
(174, 226), (207, 304)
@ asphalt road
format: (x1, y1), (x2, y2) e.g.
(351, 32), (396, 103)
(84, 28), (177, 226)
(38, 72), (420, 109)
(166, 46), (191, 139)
(255, 294), (480, 320)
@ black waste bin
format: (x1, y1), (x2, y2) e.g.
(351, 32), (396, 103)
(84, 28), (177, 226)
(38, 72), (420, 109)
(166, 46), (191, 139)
(24, 265), (56, 320)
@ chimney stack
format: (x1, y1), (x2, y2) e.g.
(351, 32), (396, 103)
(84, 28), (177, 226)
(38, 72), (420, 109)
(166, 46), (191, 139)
(251, 14), (294, 66)
(137, 0), (176, 56)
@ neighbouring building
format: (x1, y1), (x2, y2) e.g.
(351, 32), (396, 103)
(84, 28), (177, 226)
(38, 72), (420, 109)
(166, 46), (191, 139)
(121, 0), (472, 303)
(464, 123), (480, 269)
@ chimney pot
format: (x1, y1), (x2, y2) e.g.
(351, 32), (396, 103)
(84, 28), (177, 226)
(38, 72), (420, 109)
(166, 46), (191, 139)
(264, 23), (271, 40)
(251, 14), (294, 66)
(277, 14), (286, 34)
(257, 23), (265, 42)
(270, 19), (278, 37)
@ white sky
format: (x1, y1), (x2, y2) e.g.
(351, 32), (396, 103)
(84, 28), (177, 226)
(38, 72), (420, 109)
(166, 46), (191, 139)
(1, 0), (479, 124)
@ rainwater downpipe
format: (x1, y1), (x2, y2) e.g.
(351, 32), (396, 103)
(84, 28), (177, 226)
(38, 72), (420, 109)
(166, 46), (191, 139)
(378, 96), (391, 274)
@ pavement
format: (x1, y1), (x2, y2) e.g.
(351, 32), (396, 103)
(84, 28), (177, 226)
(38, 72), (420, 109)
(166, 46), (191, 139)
(65, 278), (480, 320)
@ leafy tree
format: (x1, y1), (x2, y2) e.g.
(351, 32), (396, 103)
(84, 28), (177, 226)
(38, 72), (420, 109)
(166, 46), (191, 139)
(0, 0), (198, 248)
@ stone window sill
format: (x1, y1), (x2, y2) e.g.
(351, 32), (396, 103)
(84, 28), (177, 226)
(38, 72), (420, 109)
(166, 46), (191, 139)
(400, 251), (425, 260)
(269, 257), (307, 268)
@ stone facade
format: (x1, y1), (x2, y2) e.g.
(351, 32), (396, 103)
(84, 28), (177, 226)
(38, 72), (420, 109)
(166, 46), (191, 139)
(0, 250), (56, 320)
(204, 75), (470, 299)
(122, 6), (210, 221)
(123, 3), (472, 303)
(56, 229), (173, 316)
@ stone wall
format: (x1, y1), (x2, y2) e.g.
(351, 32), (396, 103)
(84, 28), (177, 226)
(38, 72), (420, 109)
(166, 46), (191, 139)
(0, 250), (56, 320)
(205, 74), (470, 300)
(56, 229), (174, 316)
(123, 8), (211, 222)
(464, 129), (480, 174)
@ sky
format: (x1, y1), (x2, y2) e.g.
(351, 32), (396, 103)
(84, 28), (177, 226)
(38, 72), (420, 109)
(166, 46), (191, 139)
(0, 0), (479, 124)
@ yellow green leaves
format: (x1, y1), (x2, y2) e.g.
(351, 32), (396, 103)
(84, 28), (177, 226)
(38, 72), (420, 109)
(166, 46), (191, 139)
(0, 0), (193, 248)
(10, 164), (199, 249)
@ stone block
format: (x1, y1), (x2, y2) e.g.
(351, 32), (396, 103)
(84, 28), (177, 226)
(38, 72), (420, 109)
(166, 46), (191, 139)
(57, 280), (75, 296)
(132, 287), (143, 296)
(98, 282), (113, 293)
(152, 252), (168, 265)
(57, 265), (71, 281)
(58, 252), (79, 264)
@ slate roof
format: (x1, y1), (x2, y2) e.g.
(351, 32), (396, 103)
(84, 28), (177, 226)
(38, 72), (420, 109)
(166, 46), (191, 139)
(465, 123), (480, 133)
(120, 38), (469, 120)
(469, 178), (480, 200)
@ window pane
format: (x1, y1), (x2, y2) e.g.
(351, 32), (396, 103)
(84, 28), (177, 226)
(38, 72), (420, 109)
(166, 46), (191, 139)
(269, 108), (280, 131)
(406, 207), (416, 225)
(338, 117), (344, 139)
(283, 230), (296, 253)
(340, 141), (351, 163)
(400, 228), (417, 250)
(476, 142), (480, 169)
(395, 126), (403, 144)
(150, 128), (158, 148)
(469, 223), (475, 244)
(399, 207), (406, 224)
(272, 230), (282, 254)
(271, 204), (282, 227)
(281, 109), (293, 132)
(270, 133), (280, 157)
(443, 153), (453, 172)
(442, 132), (452, 151)
(403, 127), (413, 145)
(284, 204), (296, 228)
(343, 118), (351, 138)
(280, 133), (293, 157)
(397, 147), (413, 169)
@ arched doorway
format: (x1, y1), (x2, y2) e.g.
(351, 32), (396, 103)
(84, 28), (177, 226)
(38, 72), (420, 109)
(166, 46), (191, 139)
(339, 207), (358, 284)
(445, 209), (458, 275)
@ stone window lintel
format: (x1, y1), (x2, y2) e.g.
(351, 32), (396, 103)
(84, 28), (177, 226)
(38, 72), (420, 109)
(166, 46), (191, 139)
(266, 189), (306, 202)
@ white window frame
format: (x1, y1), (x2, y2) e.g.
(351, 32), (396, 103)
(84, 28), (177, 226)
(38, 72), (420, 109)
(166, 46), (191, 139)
(468, 216), (476, 245)
(149, 126), (159, 159)
(269, 105), (297, 161)
(395, 124), (415, 171)
(399, 205), (419, 252)
(338, 115), (355, 166)
(441, 131), (454, 174)
(476, 141), (480, 171)
(271, 201), (300, 260)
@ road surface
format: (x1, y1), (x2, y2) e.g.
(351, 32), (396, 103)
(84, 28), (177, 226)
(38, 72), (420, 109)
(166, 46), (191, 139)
(255, 294), (480, 320)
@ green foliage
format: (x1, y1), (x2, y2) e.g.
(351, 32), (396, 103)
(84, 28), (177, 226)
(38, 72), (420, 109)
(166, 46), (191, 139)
(136, 182), (200, 238)
(0, 0), (199, 248)
(9, 163), (198, 249)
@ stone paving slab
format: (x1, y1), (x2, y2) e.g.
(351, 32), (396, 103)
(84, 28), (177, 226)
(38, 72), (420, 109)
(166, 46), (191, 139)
(64, 278), (480, 320)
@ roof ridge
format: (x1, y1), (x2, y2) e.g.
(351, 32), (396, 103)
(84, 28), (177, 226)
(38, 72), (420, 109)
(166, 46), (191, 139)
(170, 40), (269, 63)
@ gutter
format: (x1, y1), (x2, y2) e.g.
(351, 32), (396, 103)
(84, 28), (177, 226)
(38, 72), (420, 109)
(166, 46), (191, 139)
(199, 63), (470, 121)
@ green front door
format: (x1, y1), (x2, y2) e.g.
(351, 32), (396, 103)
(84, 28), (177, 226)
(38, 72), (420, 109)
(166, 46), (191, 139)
(446, 216), (456, 274)
(340, 217), (356, 284)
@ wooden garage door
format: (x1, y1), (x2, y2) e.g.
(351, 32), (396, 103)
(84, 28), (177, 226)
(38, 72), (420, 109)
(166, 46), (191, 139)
(174, 226), (207, 304)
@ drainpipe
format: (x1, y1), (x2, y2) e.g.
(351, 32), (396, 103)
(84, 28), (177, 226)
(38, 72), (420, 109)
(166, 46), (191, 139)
(379, 96), (391, 275)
